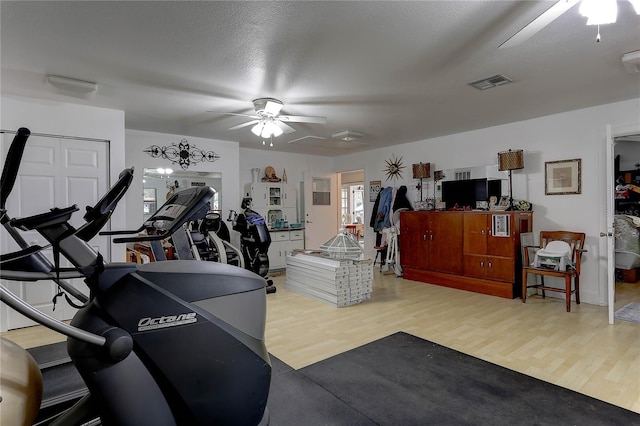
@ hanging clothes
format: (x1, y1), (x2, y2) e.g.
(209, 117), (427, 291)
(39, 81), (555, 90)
(370, 188), (383, 228)
(379, 186), (413, 276)
(374, 186), (394, 232)
(392, 185), (413, 213)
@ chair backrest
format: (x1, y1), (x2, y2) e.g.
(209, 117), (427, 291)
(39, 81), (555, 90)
(539, 231), (586, 264)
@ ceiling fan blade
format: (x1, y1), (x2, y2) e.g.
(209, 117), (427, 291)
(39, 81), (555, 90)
(264, 100), (284, 116)
(277, 121), (296, 134)
(499, 0), (580, 49)
(228, 120), (260, 130)
(279, 114), (327, 124)
(208, 111), (260, 119)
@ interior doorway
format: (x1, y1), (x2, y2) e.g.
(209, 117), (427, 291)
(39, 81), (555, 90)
(339, 170), (365, 245)
(612, 133), (640, 314)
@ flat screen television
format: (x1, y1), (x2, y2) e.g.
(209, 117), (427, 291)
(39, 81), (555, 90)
(441, 178), (501, 209)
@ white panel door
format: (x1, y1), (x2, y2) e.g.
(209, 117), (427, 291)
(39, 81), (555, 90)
(305, 175), (338, 250)
(0, 133), (109, 330)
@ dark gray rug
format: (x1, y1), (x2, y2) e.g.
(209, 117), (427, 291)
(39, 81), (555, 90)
(28, 333), (640, 425)
(274, 332), (640, 426)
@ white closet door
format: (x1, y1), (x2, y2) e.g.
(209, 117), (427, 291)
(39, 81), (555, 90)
(1, 133), (109, 330)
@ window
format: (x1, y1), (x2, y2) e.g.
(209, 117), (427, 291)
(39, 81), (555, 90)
(341, 183), (364, 225)
(312, 178), (331, 205)
(352, 185), (364, 225)
(341, 188), (349, 225)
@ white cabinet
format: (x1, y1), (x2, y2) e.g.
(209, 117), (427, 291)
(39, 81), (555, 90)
(244, 183), (296, 209)
(244, 182), (297, 227)
(268, 229), (305, 271)
(282, 184), (296, 208)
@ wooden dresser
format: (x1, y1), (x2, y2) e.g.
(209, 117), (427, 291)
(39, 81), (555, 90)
(399, 211), (533, 298)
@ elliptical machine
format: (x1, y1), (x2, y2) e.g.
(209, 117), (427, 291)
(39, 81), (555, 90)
(229, 197), (276, 293)
(186, 206), (245, 268)
(0, 128), (271, 425)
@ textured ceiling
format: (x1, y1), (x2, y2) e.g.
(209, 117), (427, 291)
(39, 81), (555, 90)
(1, 1), (639, 156)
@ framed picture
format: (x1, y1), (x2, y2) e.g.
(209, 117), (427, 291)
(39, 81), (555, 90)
(490, 195), (509, 211)
(476, 200), (488, 210)
(143, 188), (156, 202)
(492, 214), (510, 237)
(545, 158), (581, 195)
(370, 180), (382, 202)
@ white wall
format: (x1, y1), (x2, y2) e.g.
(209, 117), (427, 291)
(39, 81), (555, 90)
(333, 98), (640, 306)
(124, 129), (240, 228)
(0, 94), (127, 260)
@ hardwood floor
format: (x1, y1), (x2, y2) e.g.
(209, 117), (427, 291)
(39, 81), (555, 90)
(3, 272), (640, 414)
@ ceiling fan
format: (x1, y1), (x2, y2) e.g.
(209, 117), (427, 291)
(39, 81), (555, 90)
(499, 0), (640, 49)
(210, 98), (326, 138)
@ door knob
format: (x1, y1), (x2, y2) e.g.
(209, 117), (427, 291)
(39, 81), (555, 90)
(599, 232), (612, 237)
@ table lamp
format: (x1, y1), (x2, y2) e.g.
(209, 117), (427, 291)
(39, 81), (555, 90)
(498, 149), (524, 210)
(412, 162), (431, 201)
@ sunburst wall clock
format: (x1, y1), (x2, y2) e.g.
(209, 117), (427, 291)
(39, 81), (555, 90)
(384, 154), (405, 181)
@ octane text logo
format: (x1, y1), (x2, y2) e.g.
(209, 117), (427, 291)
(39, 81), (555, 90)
(138, 312), (197, 331)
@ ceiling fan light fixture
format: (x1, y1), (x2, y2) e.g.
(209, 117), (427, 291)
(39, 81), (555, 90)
(269, 121), (284, 137)
(251, 121), (264, 136)
(261, 120), (275, 138)
(579, 0), (617, 25)
(252, 118), (284, 138)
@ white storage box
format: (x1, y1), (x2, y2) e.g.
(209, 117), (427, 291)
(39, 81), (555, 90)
(285, 252), (373, 307)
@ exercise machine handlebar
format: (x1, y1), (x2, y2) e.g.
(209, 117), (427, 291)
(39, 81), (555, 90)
(1, 283), (105, 346)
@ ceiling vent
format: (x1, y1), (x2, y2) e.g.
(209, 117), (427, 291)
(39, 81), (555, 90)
(622, 50), (640, 73)
(468, 74), (513, 90)
(287, 135), (327, 144)
(47, 74), (98, 93)
(331, 130), (364, 141)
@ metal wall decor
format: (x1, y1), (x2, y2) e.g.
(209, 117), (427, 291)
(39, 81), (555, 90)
(384, 154), (405, 181)
(144, 139), (220, 170)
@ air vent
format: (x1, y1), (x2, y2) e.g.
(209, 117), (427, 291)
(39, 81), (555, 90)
(287, 135), (327, 144)
(468, 74), (513, 90)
